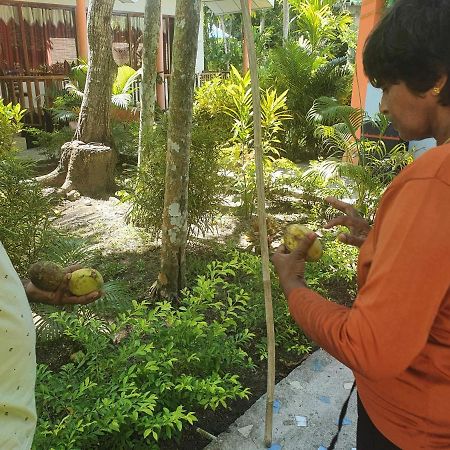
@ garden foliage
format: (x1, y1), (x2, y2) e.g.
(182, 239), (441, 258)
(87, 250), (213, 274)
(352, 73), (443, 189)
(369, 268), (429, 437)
(0, 100), (25, 157)
(0, 102), (59, 276)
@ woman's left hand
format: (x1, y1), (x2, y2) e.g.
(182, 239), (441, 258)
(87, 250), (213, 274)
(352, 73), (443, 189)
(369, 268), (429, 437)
(272, 232), (317, 297)
(24, 265), (103, 306)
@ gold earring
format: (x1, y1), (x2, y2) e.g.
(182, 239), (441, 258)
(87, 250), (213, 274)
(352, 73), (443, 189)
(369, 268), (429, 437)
(433, 87), (441, 95)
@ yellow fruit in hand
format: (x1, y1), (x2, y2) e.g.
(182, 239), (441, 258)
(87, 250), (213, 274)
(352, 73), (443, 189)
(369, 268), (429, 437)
(283, 224), (323, 262)
(68, 268), (104, 296)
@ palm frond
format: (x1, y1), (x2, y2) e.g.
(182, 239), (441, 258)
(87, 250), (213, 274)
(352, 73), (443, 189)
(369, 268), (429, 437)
(38, 233), (94, 267)
(111, 93), (133, 109)
(112, 65), (137, 95)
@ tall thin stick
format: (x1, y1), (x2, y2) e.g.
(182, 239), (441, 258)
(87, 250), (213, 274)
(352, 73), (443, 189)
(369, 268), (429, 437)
(240, 0), (276, 447)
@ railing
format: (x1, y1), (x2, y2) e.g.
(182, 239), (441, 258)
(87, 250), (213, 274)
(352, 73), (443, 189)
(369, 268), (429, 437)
(0, 71), (229, 126)
(0, 74), (68, 126)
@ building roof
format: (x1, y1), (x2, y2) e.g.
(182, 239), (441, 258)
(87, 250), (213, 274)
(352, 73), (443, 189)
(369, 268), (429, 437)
(204, 0), (274, 15)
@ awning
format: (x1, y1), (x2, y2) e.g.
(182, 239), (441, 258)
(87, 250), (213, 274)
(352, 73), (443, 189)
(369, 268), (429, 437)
(204, 0), (274, 15)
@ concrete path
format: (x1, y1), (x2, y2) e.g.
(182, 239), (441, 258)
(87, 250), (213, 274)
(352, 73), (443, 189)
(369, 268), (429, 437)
(205, 350), (357, 450)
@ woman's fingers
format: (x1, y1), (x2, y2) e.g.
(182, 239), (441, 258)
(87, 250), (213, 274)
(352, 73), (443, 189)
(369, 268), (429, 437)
(324, 215), (357, 229)
(337, 233), (365, 247)
(325, 196), (360, 218)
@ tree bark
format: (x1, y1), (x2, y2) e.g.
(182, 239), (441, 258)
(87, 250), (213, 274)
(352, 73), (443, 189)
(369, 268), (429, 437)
(283, 0), (290, 44)
(36, 141), (117, 198)
(158, 0), (201, 299)
(259, 12), (266, 35)
(75, 0), (116, 145)
(220, 16), (229, 56)
(138, 0), (161, 167)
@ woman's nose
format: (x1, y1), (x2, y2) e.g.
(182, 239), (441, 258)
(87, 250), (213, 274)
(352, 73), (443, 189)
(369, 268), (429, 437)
(379, 94), (388, 115)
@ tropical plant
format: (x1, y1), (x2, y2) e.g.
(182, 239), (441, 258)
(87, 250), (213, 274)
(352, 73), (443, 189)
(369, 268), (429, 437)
(34, 265), (254, 449)
(0, 157), (60, 276)
(289, 0), (354, 58)
(304, 96), (413, 221)
(117, 116), (228, 237)
(261, 43), (352, 160)
(221, 67), (292, 218)
(0, 100), (26, 157)
(66, 63), (142, 110)
(26, 127), (74, 160)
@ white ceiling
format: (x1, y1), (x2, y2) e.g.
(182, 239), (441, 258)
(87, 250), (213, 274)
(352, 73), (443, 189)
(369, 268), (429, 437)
(204, 0), (275, 15)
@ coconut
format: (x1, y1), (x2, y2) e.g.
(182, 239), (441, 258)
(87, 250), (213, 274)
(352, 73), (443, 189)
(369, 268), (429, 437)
(28, 261), (65, 292)
(283, 224), (323, 262)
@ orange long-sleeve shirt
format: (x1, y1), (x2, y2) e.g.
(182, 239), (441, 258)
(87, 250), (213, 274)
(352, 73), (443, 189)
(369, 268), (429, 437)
(288, 144), (450, 449)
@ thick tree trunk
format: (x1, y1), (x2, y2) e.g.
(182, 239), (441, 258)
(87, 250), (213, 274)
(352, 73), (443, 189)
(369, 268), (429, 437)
(138, 0), (161, 167)
(283, 0), (290, 44)
(158, 0), (201, 299)
(36, 141), (117, 198)
(75, 0), (116, 145)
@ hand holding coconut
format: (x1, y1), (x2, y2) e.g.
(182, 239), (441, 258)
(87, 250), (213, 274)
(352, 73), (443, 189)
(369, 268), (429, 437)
(25, 261), (103, 306)
(272, 226), (320, 298)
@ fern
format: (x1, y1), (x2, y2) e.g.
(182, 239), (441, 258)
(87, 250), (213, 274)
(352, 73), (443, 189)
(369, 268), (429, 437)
(32, 234), (133, 341)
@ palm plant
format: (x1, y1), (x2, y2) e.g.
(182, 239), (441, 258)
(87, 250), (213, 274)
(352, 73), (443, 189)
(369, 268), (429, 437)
(262, 43), (352, 160)
(304, 96), (413, 221)
(290, 0), (354, 57)
(52, 64), (142, 124)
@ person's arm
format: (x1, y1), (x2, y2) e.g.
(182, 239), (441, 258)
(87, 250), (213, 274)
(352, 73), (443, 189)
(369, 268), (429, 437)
(276, 179), (450, 380)
(22, 265), (101, 306)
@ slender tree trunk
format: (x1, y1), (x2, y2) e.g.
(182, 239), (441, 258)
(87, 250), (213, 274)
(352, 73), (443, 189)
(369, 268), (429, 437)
(220, 16), (229, 56)
(283, 0), (290, 44)
(158, 0), (201, 299)
(259, 12), (266, 34)
(75, 0), (116, 144)
(138, 0), (161, 166)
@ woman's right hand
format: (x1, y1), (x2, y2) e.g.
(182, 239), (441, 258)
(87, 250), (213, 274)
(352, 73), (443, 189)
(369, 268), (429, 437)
(324, 197), (371, 248)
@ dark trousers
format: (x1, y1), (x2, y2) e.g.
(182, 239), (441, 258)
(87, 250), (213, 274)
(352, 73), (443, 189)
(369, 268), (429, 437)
(357, 395), (402, 450)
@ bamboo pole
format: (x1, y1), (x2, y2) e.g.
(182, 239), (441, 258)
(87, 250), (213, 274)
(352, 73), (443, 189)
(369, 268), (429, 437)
(239, 0), (275, 447)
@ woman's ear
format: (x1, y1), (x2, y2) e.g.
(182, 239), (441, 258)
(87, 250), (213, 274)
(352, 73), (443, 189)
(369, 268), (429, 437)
(431, 74), (448, 96)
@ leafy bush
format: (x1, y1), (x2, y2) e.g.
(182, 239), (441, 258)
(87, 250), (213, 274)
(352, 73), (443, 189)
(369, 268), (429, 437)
(26, 127), (74, 160)
(111, 120), (140, 161)
(118, 116), (228, 236)
(0, 157), (59, 276)
(34, 268), (254, 449)
(305, 97), (413, 221)
(0, 100), (26, 157)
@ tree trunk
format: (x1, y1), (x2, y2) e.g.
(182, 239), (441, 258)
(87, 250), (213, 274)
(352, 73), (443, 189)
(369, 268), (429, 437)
(220, 16), (229, 56)
(36, 141), (117, 198)
(283, 0), (290, 44)
(158, 0), (201, 299)
(75, 0), (116, 145)
(259, 12), (266, 35)
(138, 0), (161, 167)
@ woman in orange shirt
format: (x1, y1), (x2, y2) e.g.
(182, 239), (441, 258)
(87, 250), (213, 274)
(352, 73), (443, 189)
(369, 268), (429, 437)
(272, 0), (450, 448)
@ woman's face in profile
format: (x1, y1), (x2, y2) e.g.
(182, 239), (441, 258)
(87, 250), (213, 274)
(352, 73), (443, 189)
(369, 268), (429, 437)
(379, 81), (438, 142)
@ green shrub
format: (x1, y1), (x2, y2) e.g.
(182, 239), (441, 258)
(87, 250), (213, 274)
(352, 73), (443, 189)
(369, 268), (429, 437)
(221, 67), (292, 219)
(0, 100), (26, 157)
(111, 120), (140, 161)
(34, 271), (253, 449)
(0, 157), (59, 276)
(118, 117), (228, 236)
(26, 127), (74, 160)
